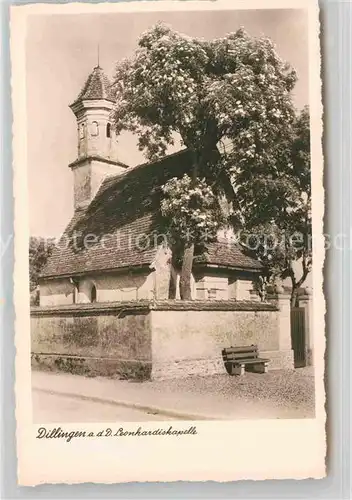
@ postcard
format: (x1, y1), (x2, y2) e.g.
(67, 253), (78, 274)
(11, 0), (325, 484)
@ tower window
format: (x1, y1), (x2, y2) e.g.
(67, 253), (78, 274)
(91, 121), (99, 136)
(106, 123), (111, 138)
(91, 285), (97, 303)
(79, 123), (85, 139)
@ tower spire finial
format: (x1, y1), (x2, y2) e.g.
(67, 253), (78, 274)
(97, 44), (100, 68)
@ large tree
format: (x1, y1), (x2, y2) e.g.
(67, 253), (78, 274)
(112, 23), (297, 299)
(236, 106), (311, 305)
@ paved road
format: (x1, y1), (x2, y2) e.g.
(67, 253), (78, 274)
(32, 390), (175, 423)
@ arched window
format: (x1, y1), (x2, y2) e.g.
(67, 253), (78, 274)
(91, 121), (99, 136)
(106, 123), (111, 138)
(70, 278), (79, 304)
(91, 285), (97, 303)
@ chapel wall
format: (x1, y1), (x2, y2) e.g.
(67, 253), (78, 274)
(92, 273), (154, 302)
(73, 164), (92, 210)
(39, 269), (259, 305)
(39, 272), (154, 306)
(195, 275), (229, 300)
(40, 278), (74, 306)
(152, 246), (173, 300)
(89, 159), (125, 201)
(228, 278), (254, 301)
(194, 270), (257, 301)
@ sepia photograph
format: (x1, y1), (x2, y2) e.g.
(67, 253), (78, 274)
(27, 7), (316, 423)
(11, 0), (325, 484)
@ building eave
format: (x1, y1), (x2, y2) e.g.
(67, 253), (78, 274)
(193, 263), (263, 273)
(68, 155), (129, 170)
(39, 263), (153, 282)
(69, 98), (114, 115)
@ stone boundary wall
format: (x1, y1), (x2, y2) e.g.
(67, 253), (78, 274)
(149, 302), (290, 380)
(30, 299), (293, 380)
(31, 302), (152, 379)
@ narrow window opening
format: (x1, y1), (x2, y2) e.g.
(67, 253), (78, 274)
(91, 121), (99, 136)
(79, 123), (85, 139)
(106, 123), (111, 138)
(91, 285), (97, 303)
(73, 285), (77, 304)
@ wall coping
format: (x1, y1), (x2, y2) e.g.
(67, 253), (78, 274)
(266, 293), (291, 300)
(31, 301), (151, 317)
(31, 300), (278, 317)
(150, 300), (278, 311)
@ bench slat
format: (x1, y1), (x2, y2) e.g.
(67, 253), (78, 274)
(223, 345), (257, 354)
(226, 358), (270, 365)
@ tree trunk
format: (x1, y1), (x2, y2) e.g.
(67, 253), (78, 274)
(290, 286), (299, 307)
(288, 270), (298, 307)
(168, 255), (178, 299)
(178, 150), (199, 301)
(179, 242), (195, 300)
(289, 257), (310, 307)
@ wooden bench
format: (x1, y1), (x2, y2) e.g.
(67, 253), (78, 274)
(222, 345), (270, 376)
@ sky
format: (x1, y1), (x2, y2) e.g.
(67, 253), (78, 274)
(26, 9), (309, 237)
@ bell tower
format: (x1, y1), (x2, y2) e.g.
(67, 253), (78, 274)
(69, 65), (128, 211)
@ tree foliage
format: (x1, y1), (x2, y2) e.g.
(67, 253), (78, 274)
(29, 237), (55, 302)
(237, 107), (311, 304)
(161, 175), (222, 244)
(113, 23), (296, 165)
(112, 23), (304, 299)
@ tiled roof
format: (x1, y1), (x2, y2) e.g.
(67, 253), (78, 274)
(40, 149), (262, 279)
(40, 150), (190, 278)
(72, 66), (115, 105)
(195, 240), (263, 270)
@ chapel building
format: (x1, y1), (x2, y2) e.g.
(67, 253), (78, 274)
(39, 66), (263, 306)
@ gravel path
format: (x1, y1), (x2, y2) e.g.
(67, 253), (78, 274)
(138, 367), (315, 415)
